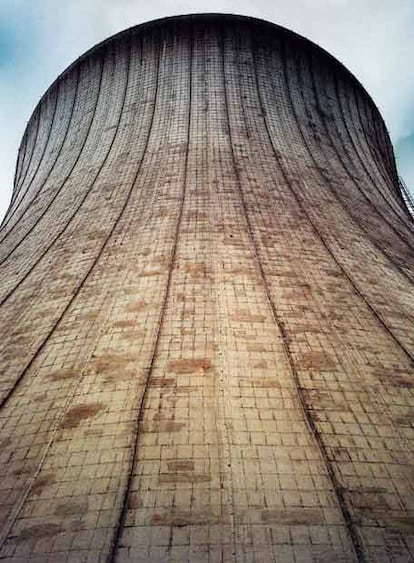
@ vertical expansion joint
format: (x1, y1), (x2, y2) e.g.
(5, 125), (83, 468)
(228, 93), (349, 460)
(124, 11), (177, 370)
(106, 27), (167, 562)
(251, 32), (367, 563)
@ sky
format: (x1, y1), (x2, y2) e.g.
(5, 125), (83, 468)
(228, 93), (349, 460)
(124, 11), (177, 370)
(0, 0), (413, 221)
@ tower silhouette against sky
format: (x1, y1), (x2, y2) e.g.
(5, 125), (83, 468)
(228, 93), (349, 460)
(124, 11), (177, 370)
(0, 14), (413, 563)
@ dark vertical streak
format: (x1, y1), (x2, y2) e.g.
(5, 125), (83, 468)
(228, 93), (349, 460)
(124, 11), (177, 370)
(306, 53), (414, 255)
(0, 45), (128, 307)
(334, 74), (413, 231)
(0, 57), (104, 265)
(0, 36), (131, 411)
(107, 21), (192, 562)
(13, 110), (41, 198)
(4, 85), (60, 231)
(279, 39), (414, 362)
(234, 30), (364, 563)
(0, 67), (81, 241)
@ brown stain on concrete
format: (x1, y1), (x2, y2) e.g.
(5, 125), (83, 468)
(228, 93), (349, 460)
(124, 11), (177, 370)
(168, 358), (212, 374)
(167, 460), (195, 471)
(113, 319), (139, 328)
(150, 378), (176, 387)
(261, 508), (324, 525)
(126, 300), (147, 312)
(250, 360), (268, 369)
(54, 500), (87, 516)
(185, 262), (208, 276)
(46, 369), (77, 382)
(17, 523), (64, 540)
(60, 403), (104, 429)
(88, 352), (138, 382)
(31, 474), (55, 496)
(231, 311), (266, 323)
(159, 473), (211, 484)
(142, 421), (186, 433)
(349, 491), (391, 510)
(140, 269), (162, 277)
(394, 412), (414, 426)
(0, 437), (11, 449)
(376, 370), (414, 389)
(299, 351), (335, 369)
(151, 510), (223, 527)
(246, 343), (268, 352)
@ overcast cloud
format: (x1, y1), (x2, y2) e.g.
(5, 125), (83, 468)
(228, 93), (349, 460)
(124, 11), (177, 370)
(1, 0), (413, 220)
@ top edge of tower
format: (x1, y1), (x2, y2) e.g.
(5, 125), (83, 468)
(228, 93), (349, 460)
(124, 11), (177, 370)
(23, 13), (385, 132)
(17, 12), (404, 204)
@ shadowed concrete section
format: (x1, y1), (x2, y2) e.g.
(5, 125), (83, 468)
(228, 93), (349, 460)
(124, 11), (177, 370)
(0, 13), (413, 563)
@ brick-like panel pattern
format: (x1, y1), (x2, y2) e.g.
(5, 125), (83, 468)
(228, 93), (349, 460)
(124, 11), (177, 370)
(0, 14), (413, 563)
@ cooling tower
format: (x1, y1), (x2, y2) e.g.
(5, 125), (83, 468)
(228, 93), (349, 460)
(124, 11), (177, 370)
(1, 13), (414, 563)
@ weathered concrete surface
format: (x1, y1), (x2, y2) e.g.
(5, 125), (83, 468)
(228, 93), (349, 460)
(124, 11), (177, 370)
(0, 14), (413, 563)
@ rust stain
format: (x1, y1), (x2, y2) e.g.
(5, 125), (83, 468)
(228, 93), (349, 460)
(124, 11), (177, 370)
(167, 460), (195, 471)
(149, 378), (176, 387)
(89, 352), (137, 376)
(349, 491), (390, 510)
(376, 370), (414, 389)
(126, 300), (147, 312)
(31, 474), (55, 496)
(168, 358), (212, 374)
(185, 262), (208, 276)
(77, 311), (102, 321)
(246, 343), (267, 352)
(113, 319), (138, 328)
(250, 360), (268, 369)
(151, 510), (222, 527)
(17, 523), (63, 541)
(231, 311), (265, 323)
(0, 437), (11, 449)
(141, 421), (186, 433)
(140, 269), (162, 277)
(299, 351), (335, 369)
(46, 369), (77, 382)
(261, 508), (324, 525)
(174, 386), (199, 394)
(60, 403), (104, 429)
(227, 267), (252, 275)
(394, 412), (414, 426)
(159, 473), (211, 483)
(54, 500), (87, 516)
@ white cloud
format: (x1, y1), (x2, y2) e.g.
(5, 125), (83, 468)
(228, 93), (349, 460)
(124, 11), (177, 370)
(1, 0), (413, 220)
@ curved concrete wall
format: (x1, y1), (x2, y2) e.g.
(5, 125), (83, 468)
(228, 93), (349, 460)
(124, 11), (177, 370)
(0, 14), (413, 562)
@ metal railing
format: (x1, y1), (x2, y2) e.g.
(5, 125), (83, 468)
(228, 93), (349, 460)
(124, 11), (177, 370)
(398, 176), (414, 219)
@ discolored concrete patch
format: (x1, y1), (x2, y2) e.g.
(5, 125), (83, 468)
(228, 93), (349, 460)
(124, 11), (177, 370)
(46, 369), (77, 382)
(125, 300), (147, 312)
(113, 319), (139, 328)
(60, 403), (104, 429)
(159, 473), (211, 483)
(54, 499), (88, 517)
(149, 378), (176, 387)
(17, 523), (64, 541)
(299, 351), (335, 369)
(151, 510), (223, 527)
(231, 311), (266, 323)
(168, 358), (212, 374)
(31, 474), (55, 496)
(167, 460), (195, 471)
(141, 421), (186, 433)
(261, 508), (325, 525)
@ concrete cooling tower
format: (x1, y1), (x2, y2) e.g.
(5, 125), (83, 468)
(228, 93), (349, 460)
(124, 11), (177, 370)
(1, 13), (414, 563)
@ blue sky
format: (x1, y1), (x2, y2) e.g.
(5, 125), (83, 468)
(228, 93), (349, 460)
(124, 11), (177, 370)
(0, 0), (413, 220)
